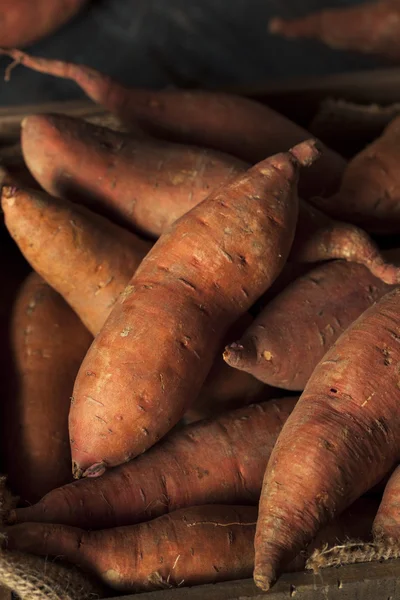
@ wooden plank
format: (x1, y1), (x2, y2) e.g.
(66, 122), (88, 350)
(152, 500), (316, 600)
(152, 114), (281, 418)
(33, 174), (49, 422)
(113, 559), (400, 600)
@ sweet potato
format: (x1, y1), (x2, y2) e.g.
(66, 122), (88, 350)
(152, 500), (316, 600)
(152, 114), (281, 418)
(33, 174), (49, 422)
(269, 1), (400, 62)
(68, 140), (319, 477)
(373, 465), (400, 539)
(254, 286), (400, 591)
(4, 499), (378, 591)
(0, 1), (88, 48)
(19, 114), (248, 237)
(1, 272), (92, 504)
(224, 260), (392, 390)
(1, 186), (151, 335)
(2, 49), (346, 198)
(291, 200), (400, 284)
(309, 116), (400, 234)
(9, 398), (297, 529)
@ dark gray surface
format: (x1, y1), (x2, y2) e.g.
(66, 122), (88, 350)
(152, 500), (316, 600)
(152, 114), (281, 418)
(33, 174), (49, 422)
(0, 0), (383, 106)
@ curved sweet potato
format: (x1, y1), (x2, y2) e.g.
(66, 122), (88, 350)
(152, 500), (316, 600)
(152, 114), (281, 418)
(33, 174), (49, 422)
(1, 272), (92, 504)
(4, 49), (345, 198)
(1, 186), (151, 335)
(20, 114), (247, 237)
(254, 287), (400, 591)
(373, 465), (400, 540)
(0, 1), (88, 48)
(269, 1), (400, 62)
(10, 398), (297, 529)
(69, 141), (319, 477)
(224, 260), (391, 390)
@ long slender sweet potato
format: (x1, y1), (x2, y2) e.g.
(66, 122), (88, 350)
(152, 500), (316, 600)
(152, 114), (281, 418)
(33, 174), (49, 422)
(291, 200), (400, 284)
(0, 1), (88, 48)
(1, 186), (151, 335)
(3, 499), (377, 591)
(69, 140), (319, 478)
(309, 116), (400, 234)
(373, 465), (400, 539)
(254, 287), (400, 591)
(2, 49), (346, 198)
(269, 1), (400, 62)
(1, 272), (92, 504)
(224, 260), (392, 390)
(19, 114), (247, 237)
(9, 398), (297, 529)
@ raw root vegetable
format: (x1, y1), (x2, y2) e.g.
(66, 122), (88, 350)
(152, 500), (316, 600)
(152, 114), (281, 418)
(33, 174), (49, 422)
(269, 1), (400, 62)
(1, 186), (151, 336)
(69, 140), (319, 477)
(373, 465), (400, 539)
(3, 499), (378, 591)
(2, 49), (345, 198)
(5, 505), (258, 592)
(1, 272), (92, 504)
(254, 287), (400, 591)
(224, 260), (392, 390)
(19, 114), (247, 237)
(291, 200), (400, 284)
(9, 398), (297, 529)
(311, 116), (400, 234)
(0, 1), (88, 48)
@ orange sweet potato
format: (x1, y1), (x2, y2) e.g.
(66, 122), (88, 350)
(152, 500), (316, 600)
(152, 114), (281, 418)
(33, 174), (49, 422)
(224, 260), (392, 390)
(3, 49), (345, 198)
(310, 116), (400, 234)
(254, 287), (400, 591)
(1, 186), (151, 335)
(373, 465), (400, 539)
(1, 272), (92, 504)
(20, 114), (247, 237)
(69, 140), (319, 478)
(4, 499), (377, 591)
(0, 1), (88, 48)
(291, 200), (400, 284)
(269, 1), (400, 62)
(10, 398), (297, 529)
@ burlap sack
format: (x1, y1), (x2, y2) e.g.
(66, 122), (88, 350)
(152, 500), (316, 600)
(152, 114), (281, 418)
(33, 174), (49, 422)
(0, 476), (106, 600)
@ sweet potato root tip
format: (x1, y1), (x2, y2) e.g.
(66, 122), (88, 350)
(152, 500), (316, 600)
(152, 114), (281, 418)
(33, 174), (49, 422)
(253, 569), (273, 592)
(289, 139), (320, 166)
(223, 342), (257, 369)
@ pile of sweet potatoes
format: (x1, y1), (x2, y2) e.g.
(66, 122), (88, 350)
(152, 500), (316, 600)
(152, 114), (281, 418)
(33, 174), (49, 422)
(1, 52), (400, 596)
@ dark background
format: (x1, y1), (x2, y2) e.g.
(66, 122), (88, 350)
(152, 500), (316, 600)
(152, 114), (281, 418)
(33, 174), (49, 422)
(0, 0), (384, 106)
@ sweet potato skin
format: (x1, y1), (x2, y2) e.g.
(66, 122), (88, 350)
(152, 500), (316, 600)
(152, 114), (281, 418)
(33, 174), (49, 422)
(254, 287), (400, 591)
(1, 186), (151, 335)
(1, 272), (92, 504)
(270, 1), (400, 62)
(11, 398), (297, 529)
(224, 260), (391, 390)
(20, 114), (247, 237)
(0, 1), (88, 48)
(373, 465), (400, 540)
(7, 50), (346, 199)
(5, 505), (258, 592)
(69, 142), (318, 477)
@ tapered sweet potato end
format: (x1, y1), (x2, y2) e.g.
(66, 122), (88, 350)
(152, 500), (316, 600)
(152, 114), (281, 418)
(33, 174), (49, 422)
(223, 341), (257, 370)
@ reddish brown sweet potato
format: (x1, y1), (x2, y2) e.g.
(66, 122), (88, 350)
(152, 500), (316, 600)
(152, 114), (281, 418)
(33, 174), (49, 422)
(20, 114), (247, 237)
(269, 1), (400, 62)
(3, 49), (345, 198)
(69, 140), (319, 478)
(291, 200), (400, 284)
(1, 186), (151, 335)
(373, 465), (400, 539)
(10, 398), (297, 529)
(224, 260), (392, 390)
(4, 499), (377, 591)
(1, 272), (92, 504)
(0, 1), (88, 48)
(254, 287), (400, 591)
(310, 116), (400, 234)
